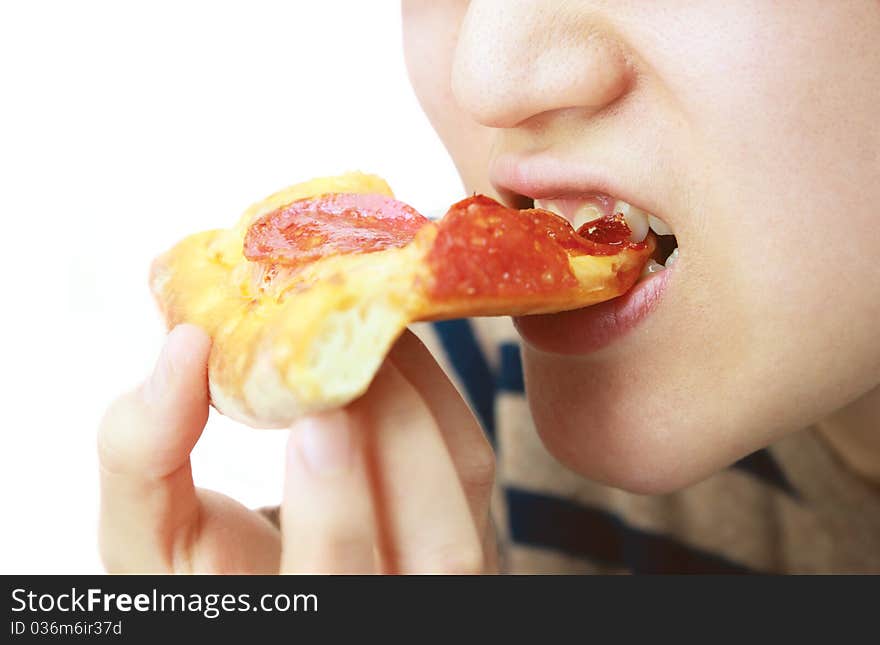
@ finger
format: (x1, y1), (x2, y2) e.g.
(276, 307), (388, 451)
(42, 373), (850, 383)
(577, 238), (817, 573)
(97, 324), (211, 572)
(280, 410), (377, 574)
(388, 330), (496, 534)
(356, 362), (484, 574)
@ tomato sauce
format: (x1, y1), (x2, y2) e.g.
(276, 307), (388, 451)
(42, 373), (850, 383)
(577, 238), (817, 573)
(426, 196), (642, 300)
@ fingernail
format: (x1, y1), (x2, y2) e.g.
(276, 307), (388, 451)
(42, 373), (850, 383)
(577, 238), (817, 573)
(293, 410), (353, 476)
(144, 326), (187, 404)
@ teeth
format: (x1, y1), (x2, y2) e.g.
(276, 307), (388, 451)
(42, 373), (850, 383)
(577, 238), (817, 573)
(613, 200), (649, 242)
(638, 248), (680, 281)
(572, 204), (603, 231)
(535, 197), (673, 242)
(648, 214), (672, 236)
(533, 199), (566, 221)
(640, 259), (666, 279)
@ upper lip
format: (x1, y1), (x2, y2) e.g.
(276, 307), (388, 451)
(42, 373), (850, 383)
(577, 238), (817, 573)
(489, 151), (669, 227)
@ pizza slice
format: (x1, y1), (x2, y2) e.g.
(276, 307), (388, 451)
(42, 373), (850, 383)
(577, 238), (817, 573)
(150, 172), (654, 428)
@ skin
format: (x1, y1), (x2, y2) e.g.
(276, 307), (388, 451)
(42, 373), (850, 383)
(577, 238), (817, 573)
(403, 0), (880, 493)
(99, 325), (497, 573)
(99, 1), (879, 573)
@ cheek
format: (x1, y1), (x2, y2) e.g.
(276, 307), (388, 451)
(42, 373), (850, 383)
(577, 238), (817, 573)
(523, 226), (880, 497)
(402, 0), (496, 195)
(649, 4), (880, 464)
(687, 27), (880, 439)
(653, 1), (880, 255)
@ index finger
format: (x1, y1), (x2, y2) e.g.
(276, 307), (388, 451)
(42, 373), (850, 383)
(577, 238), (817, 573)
(388, 330), (496, 532)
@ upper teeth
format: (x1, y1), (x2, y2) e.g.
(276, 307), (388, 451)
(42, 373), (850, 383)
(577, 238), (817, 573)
(534, 198), (671, 242)
(648, 214), (672, 236)
(613, 200), (649, 242)
(572, 204), (602, 231)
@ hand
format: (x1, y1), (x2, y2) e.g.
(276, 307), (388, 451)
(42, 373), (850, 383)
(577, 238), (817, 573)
(97, 324), (497, 573)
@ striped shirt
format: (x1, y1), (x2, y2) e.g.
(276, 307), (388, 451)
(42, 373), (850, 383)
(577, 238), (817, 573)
(413, 317), (880, 574)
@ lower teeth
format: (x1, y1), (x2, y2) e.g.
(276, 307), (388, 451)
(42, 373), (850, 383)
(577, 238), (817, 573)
(639, 246), (679, 280)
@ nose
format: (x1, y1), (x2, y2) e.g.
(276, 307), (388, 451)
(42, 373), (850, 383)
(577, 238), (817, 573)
(451, 0), (633, 129)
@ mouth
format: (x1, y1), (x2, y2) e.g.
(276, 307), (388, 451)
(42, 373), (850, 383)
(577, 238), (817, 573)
(512, 193), (679, 355)
(532, 195), (678, 279)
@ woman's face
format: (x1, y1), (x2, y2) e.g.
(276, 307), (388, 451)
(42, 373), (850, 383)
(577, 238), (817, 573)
(402, 0), (880, 493)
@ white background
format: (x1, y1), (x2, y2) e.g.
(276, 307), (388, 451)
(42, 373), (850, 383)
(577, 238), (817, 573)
(0, 1), (461, 573)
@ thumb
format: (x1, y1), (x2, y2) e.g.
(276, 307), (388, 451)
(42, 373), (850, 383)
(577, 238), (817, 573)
(97, 323), (212, 572)
(99, 323), (211, 479)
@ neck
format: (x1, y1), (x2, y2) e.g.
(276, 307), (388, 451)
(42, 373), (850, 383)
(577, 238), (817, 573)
(815, 385), (880, 486)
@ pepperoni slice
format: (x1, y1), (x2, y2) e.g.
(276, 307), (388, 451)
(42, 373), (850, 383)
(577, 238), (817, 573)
(575, 212), (634, 248)
(426, 196), (644, 300)
(244, 193), (430, 267)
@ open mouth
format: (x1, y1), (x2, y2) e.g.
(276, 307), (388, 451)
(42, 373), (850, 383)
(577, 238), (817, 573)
(531, 195), (678, 280)
(508, 192), (679, 355)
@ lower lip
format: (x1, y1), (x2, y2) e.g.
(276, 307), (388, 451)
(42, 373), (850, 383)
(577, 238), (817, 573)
(513, 266), (674, 355)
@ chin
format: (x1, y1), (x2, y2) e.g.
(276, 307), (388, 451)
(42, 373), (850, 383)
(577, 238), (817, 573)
(522, 346), (742, 496)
